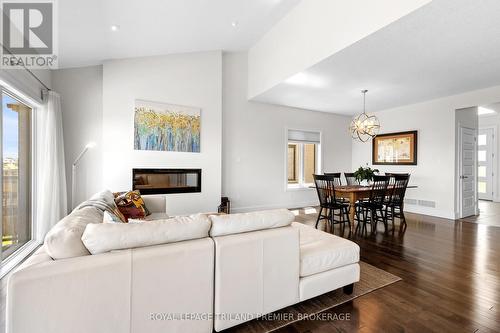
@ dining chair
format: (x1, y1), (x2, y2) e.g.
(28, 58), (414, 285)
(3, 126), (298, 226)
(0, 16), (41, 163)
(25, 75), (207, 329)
(324, 173), (342, 186)
(385, 173), (410, 186)
(324, 173), (347, 204)
(344, 172), (359, 186)
(354, 175), (390, 234)
(313, 174), (351, 233)
(385, 174), (410, 231)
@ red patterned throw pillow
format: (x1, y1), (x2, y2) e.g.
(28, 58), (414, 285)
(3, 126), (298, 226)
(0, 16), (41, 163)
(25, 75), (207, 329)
(113, 190), (150, 221)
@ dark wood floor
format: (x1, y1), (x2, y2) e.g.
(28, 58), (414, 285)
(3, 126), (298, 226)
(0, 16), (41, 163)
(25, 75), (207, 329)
(280, 205), (500, 333)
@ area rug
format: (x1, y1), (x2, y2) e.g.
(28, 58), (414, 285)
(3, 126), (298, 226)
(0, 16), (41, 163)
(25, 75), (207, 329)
(225, 261), (401, 333)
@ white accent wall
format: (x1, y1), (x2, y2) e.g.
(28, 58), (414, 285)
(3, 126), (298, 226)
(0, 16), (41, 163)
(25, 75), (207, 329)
(352, 85), (500, 219)
(102, 51), (222, 216)
(223, 52), (352, 212)
(52, 66), (103, 207)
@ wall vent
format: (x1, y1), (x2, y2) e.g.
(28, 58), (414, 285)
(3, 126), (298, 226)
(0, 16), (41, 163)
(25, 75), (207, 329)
(418, 200), (436, 208)
(404, 198), (418, 205)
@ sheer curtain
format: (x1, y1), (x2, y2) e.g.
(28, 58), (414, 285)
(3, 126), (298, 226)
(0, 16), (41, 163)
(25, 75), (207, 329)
(36, 91), (67, 240)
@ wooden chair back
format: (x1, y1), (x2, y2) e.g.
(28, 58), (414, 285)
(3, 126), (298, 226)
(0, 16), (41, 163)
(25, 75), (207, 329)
(313, 174), (338, 207)
(324, 172), (342, 186)
(344, 172), (359, 186)
(369, 175), (390, 205)
(390, 174), (410, 206)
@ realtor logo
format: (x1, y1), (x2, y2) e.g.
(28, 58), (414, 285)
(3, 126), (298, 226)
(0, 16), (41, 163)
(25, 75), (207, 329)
(1, 0), (57, 68)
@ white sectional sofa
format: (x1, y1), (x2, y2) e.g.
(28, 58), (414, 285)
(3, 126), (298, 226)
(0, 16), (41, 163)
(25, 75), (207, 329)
(6, 191), (360, 333)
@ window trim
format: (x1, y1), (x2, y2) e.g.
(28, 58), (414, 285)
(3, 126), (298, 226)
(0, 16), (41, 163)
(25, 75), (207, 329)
(285, 128), (322, 191)
(287, 143), (298, 183)
(0, 84), (40, 278)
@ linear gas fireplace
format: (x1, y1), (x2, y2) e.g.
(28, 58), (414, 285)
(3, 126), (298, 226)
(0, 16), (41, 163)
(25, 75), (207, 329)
(133, 168), (201, 194)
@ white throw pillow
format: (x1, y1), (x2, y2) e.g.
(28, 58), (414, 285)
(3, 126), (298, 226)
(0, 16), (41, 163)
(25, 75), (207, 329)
(82, 214), (211, 255)
(44, 206), (103, 259)
(209, 209), (295, 237)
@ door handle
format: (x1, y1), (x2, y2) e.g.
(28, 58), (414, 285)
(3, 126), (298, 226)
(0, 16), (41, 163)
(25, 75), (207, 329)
(460, 175), (469, 179)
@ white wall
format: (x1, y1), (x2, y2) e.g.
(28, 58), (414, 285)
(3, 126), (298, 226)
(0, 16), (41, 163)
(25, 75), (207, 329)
(248, 0), (431, 99)
(352, 85), (500, 219)
(52, 66), (103, 207)
(102, 51), (222, 216)
(223, 52), (352, 212)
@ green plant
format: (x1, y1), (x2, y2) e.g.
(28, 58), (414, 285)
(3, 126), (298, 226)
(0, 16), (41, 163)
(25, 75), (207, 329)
(353, 166), (379, 182)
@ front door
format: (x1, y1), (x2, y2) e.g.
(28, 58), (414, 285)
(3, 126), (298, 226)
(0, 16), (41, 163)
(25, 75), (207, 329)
(460, 127), (477, 218)
(478, 128), (494, 200)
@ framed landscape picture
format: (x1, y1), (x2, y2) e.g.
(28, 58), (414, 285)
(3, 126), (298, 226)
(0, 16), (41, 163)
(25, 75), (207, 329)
(134, 99), (201, 153)
(372, 131), (418, 165)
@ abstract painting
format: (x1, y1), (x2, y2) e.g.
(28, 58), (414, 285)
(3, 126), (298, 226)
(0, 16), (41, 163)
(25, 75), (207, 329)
(134, 100), (201, 152)
(372, 131), (417, 165)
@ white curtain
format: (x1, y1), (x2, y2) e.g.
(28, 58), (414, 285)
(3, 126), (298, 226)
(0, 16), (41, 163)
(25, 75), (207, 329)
(36, 91), (67, 240)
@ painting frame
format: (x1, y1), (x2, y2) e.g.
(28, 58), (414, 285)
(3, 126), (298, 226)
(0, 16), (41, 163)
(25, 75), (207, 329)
(134, 99), (201, 153)
(372, 130), (418, 165)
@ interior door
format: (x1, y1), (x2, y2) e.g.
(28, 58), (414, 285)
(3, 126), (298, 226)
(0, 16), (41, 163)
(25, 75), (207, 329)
(460, 127), (477, 218)
(478, 128), (494, 200)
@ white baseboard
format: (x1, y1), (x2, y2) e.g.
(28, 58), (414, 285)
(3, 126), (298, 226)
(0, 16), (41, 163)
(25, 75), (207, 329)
(233, 201), (456, 220)
(403, 205), (455, 220)
(231, 201), (319, 213)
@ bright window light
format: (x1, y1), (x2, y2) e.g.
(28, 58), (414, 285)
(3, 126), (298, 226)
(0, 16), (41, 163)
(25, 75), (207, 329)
(284, 72), (326, 88)
(304, 207), (317, 215)
(478, 107), (495, 115)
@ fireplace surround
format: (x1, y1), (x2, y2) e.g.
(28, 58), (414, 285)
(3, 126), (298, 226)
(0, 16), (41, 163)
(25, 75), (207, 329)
(132, 168), (201, 194)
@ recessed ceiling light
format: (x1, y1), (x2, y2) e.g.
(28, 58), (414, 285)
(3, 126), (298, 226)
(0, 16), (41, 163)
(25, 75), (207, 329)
(478, 107), (496, 115)
(110, 25), (120, 32)
(231, 21), (238, 27)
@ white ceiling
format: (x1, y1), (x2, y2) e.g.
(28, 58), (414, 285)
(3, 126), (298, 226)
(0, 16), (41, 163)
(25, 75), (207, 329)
(57, 0), (301, 68)
(481, 102), (500, 115)
(254, 0), (500, 115)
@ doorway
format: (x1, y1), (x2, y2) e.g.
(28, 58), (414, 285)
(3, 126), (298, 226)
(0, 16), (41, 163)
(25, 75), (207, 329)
(459, 126), (477, 218)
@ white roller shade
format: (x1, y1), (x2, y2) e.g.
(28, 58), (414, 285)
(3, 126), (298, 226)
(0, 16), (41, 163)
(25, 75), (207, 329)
(288, 129), (320, 143)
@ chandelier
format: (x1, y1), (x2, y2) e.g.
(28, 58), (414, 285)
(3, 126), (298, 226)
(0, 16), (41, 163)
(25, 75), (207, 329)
(349, 90), (380, 142)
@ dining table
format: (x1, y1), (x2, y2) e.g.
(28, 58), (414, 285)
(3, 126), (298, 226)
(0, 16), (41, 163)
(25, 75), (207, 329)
(310, 184), (418, 228)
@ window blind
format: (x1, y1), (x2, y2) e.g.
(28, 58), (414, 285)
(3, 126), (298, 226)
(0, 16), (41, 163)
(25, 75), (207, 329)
(288, 129), (320, 143)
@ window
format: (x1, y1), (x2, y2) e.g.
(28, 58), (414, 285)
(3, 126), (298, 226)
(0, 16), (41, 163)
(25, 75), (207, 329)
(478, 166), (487, 178)
(1, 91), (32, 262)
(478, 181), (487, 194)
(478, 134), (487, 146)
(478, 150), (487, 162)
(287, 129), (321, 188)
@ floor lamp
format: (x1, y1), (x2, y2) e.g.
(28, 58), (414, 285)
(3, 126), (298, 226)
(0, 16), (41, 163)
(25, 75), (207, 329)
(71, 142), (96, 210)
